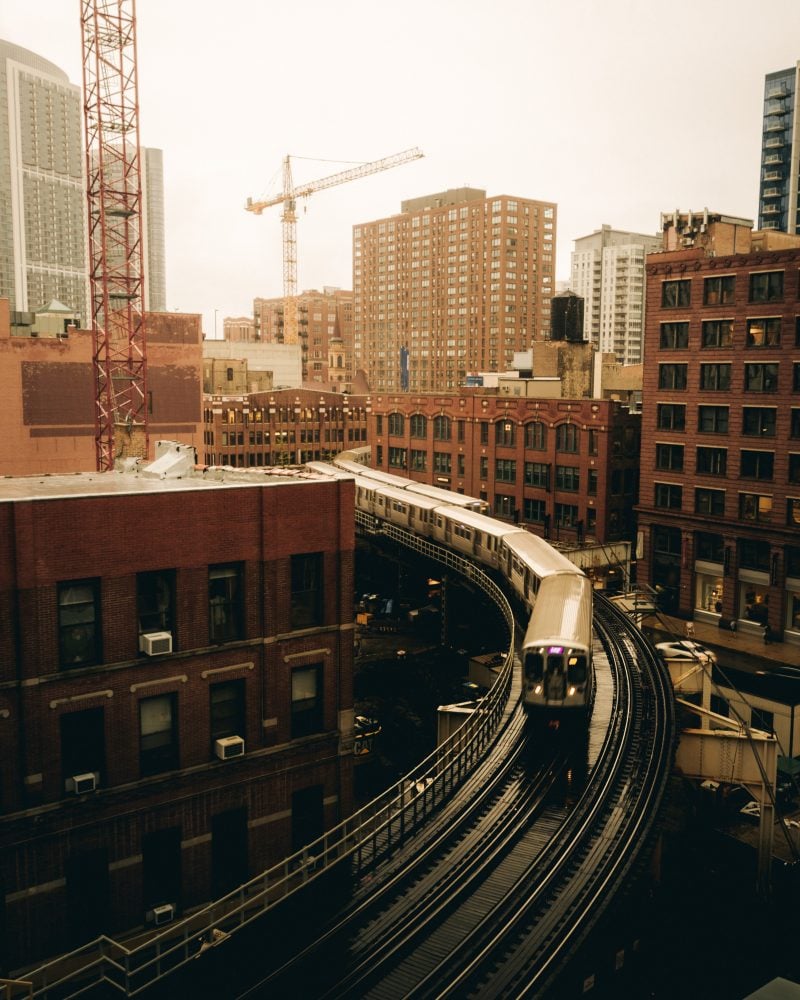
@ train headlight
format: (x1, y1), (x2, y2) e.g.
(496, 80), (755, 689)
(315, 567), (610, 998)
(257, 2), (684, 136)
(568, 686), (576, 697)
(534, 684), (543, 695)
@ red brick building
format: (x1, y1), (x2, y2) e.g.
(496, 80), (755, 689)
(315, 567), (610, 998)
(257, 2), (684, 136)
(202, 387), (370, 468)
(638, 213), (800, 646)
(0, 299), (203, 476)
(0, 455), (355, 967)
(369, 390), (640, 547)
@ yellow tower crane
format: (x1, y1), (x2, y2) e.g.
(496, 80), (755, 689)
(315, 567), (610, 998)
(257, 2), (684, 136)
(245, 147), (423, 345)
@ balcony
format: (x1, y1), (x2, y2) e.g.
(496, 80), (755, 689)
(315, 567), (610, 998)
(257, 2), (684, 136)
(762, 204), (782, 215)
(763, 171), (783, 181)
(765, 99), (786, 116)
(764, 154), (783, 165)
(765, 119), (785, 132)
(764, 136), (784, 148)
(766, 85), (788, 100)
(762, 187), (782, 197)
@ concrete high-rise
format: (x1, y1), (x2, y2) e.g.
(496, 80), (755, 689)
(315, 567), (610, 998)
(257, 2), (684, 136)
(758, 62), (800, 235)
(141, 147), (167, 311)
(570, 224), (661, 366)
(353, 188), (556, 393)
(0, 41), (89, 325)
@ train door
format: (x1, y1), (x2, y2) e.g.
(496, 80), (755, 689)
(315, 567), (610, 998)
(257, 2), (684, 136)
(545, 652), (567, 701)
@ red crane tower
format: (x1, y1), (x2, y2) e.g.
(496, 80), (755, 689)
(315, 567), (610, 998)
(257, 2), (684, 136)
(80, 0), (149, 471)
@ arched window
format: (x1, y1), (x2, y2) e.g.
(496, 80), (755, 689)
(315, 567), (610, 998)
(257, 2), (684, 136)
(388, 412), (404, 436)
(495, 419), (516, 447)
(433, 415), (451, 441)
(525, 421), (547, 450)
(410, 413), (427, 438)
(555, 423), (579, 453)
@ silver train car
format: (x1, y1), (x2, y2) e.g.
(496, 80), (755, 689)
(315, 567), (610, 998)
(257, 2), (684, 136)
(307, 459), (593, 719)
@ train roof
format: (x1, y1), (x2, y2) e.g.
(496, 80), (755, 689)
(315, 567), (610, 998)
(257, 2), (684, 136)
(405, 483), (488, 511)
(374, 485), (441, 509)
(524, 574), (593, 650)
(435, 506), (524, 539)
(334, 459), (408, 486)
(502, 530), (584, 578)
(305, 461), (342, 477)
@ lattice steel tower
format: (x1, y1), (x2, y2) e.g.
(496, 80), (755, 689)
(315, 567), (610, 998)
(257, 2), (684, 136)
(80, 0), (149, 471)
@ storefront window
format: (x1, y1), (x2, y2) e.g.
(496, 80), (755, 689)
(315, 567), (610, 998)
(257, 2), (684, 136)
(695, 574), (723, 614)
(739, 584), (770, 624)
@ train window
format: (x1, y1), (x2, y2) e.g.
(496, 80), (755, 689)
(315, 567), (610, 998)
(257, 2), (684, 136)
(567, 656), (587, 684)
(524, 652), (544, 680)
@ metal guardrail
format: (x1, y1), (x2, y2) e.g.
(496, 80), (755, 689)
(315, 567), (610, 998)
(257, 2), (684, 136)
(22, 514), (516, 998)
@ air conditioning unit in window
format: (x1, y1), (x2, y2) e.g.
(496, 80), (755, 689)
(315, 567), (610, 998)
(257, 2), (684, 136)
(215, 736), (245, 760)
(139, 631), (173, 656)
(148, 903), (175, 926)
(72, 772), (97, 794)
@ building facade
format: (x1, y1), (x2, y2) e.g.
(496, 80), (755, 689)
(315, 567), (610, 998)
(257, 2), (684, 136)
(570, 224), (661, 366)
(202, 387), (370, 468)
(141, 147), (167, 312)
(0, 41), (89, 326)
(0, 453), (355, 968)
(369, 390), (640, 549)
(758, 62), (800, 235)
(253, 287), (354, 388)
(353, 188), (557, 394)
(637, 213), (800, 646)
(0, 298), (203, 475)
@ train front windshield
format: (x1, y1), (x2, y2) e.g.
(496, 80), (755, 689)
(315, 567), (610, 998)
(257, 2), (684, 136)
(567, 655), (587, 685)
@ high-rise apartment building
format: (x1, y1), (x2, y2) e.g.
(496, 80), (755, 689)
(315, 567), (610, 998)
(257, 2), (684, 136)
(0, 41), (89, 325)
(353, 188), (556, 394)
(758, 62), (800, 235)
(571, 224), (661, 365)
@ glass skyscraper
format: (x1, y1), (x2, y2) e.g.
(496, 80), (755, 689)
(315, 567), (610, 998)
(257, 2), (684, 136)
(758, 61), (800, 235)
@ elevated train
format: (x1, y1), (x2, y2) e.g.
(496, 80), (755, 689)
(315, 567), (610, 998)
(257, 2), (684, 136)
(308, 458), (594, 722)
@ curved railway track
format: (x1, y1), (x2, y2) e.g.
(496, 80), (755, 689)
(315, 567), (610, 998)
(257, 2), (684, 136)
(237, 594), (675, 999)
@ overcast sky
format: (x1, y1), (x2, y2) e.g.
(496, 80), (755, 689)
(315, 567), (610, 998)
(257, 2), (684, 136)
(3, 1), (800, 338)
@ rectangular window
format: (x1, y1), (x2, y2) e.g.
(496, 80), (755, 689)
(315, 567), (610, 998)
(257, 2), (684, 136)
(788, 500), (800, 527)
(209, 564), (244, 643)
(746, 317), (781, 347)
(588, 428), (598, 456)
(495, 458), (516, 483)
(739, 493), (772, 523)
(291, 553), (323, 629)
(555, 424), (579, 452)
(375, 415), (383, 434)
(555, 466), (580, 491)
(701, 320), (733, 348)
(434, 451), (452, 475)
(137, 570), (175, 638)
(657, 404), (686, 431)
(480, 422), (489, 445)
(792, 410), (800, 438)
(703, 275), (735, 305)
(740, 450), (774, 480)
(696, 531), (725, 562)
(696, 447), (727, 476)
(661, 279), (691, 308)
(479, 456), (488, 479)
(524, 462), (549, 488)
(554, 502), (579, 527)
(699, 363), (731, 391)
(789, 455), (800, 485)
(61, 707), (105, 789)
(655, 483), (682, 509)
(457, 454), (465, 476)
(659, 322), (689, 348)
(140, 694), (178, 776)
(794, 363), (800, 392)
(749, 271), (783, 302)
(58, 579), (101, 668)
(523, 498), (546, 522)
(744, 363), (778, 392)
(658, 364), (687, 390)
(698, 405), (729, 433)
(742, 407), (776, 437)
(210, 680), (245, 749)
(588, 469), (598, 495)
(410, 449), (426, 472)
(457, 420), (465, 443)
(494, 494), (515, 518)
(291, 664), (323, 738)
(388, 447), (407, 468)
(695, 488), (725, 516)
(738, 538), (771, 572)
(656, 444), (684, 471)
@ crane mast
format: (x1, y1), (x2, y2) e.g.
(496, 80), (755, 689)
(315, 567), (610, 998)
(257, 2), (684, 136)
(81, 0), (149, 471)
(246, 147), (423, 346)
